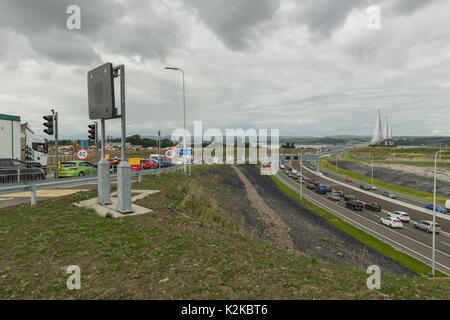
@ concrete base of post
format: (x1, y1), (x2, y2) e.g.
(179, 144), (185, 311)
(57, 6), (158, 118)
(116, 160), (133, 213)
(97, 159), (112, 205)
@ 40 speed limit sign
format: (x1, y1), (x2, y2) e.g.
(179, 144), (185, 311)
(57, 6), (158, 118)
(164, 148), (176, 160)
(76, 149), (89, 160)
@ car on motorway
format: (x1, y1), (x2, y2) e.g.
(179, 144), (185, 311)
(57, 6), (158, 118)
(369, 185), (378, 190)
(322, 170), (329, 175)
(0, 158), (46, 183)
(307, 179), (315, 184)
(333, 190), (344, 198)
(292, 169), (297, 174)
(382, 191), (397, 199)
(344, 194), (356, 201)
(315, 185), (327, 194)
(359, 184), (371, 191)
(364, 202), (381, 212)
(291, 175), (298, 180)
(59, 161), (97, 177)
(345, 178), (353, 182)
(324, 185), (332, 192)
(388, 211), (410, 223)
(285, 170), (289, 174)
(346, 200), (363, 210)
(425, 204), (447, 214)
(328, 192), (341, 201)
(288, 173), (293, 178)
(280, 164), (285, 169)
(379, 217), (403, 229)
(414, 220), (441, 233)
(306, 183), (316, 190)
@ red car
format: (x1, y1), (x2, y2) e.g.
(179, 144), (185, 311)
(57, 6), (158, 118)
(345, 178), (353, 182)
(139, 159), (157, 170)
(307, 179), (315, 184)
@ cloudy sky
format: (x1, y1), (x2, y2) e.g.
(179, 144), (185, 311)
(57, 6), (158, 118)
(1, 0), (449, 139)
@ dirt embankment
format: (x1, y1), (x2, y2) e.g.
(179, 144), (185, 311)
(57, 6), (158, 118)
(198, 165), (416, 277)
(337, 160), (450, 197)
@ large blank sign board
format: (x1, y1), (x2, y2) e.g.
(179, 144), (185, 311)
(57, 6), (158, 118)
(87, 62), (115, 120)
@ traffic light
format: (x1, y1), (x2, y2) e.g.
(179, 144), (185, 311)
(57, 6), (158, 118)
(88, 123), (96, 140)
(43, 115), (54, 135)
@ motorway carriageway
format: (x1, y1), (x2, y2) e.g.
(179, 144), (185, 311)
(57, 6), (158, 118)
(278, 161), (450, 275)
(318, 163), (438, 209)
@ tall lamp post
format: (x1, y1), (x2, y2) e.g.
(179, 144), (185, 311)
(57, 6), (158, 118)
(300, 151), (303, 201)
(432, 150), (448, 277)
(165, 67), (187, 175)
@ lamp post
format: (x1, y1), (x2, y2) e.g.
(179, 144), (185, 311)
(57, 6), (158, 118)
(165, 67), (187, 175)
(371, 153), (374, 185)
(432, 150), (447, 277)
(300, 151), (303, 201)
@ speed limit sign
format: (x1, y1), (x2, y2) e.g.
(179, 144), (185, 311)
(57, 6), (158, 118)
(164, 148), (176, 160)
(76, 149), (89, 160)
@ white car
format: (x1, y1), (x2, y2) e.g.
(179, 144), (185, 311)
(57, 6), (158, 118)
(380, 217), (403, 229)
(292, 169), (297, 174)
(296, 172), (302, 177)
(369, 185), (378, 190)
(280, 164), (285, 169)
(388, 211), (410, 223)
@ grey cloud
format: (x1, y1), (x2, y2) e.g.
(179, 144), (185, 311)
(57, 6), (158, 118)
(184, 0), (281, 50)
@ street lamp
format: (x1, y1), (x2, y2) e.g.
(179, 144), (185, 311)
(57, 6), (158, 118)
(165, 66), (187, 175)
(432, 150), (448, 277)
(300, 151), (303, 201)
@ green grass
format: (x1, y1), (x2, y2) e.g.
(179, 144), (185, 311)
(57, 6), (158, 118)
(321, 157), (447, 205)
(270, 176), (447, 278)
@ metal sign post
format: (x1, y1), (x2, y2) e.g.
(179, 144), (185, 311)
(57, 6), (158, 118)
(54, 110), (59, 179)
(87, 62), (132, 211)
(97, 119), (111, 205)
(113, 65), (132, 213)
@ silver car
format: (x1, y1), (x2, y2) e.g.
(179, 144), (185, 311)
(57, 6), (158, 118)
(414, 220), (441, 234)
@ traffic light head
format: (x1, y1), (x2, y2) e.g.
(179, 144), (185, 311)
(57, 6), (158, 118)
(43, 115), (54, 135)
(88, 124), (96, 140)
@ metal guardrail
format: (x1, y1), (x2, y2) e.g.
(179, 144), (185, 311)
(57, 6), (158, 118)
(0, 165), (183, 204)
(276, 173), (450, 276)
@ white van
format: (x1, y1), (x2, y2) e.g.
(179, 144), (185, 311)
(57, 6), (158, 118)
(446, 200), (450, 211)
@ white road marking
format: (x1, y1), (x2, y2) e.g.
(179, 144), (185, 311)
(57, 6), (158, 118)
(0, 198), (13, 201)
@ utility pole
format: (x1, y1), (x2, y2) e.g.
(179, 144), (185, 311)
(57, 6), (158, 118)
(300, 152), (303, 201)
(158, 130), (161, 178)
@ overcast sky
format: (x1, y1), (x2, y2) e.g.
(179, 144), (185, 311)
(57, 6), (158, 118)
(1, 0), (449, 139)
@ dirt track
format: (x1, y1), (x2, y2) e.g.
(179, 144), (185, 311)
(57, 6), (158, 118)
(197, 165), (417, 277)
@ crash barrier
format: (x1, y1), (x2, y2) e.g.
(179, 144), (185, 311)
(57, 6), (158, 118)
(0, 165), (186, 205)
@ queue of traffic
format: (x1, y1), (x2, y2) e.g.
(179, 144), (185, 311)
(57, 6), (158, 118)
(283, 161), (442, 234)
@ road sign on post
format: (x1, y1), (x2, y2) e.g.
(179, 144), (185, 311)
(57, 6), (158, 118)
(179, 148), (192, 156)
(165, 148), (176, 160)
(76, 149), (89, 160)
(87, 63), (116, 120)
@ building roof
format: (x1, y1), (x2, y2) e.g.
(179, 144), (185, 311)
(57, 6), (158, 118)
(0, 113), (20, 122)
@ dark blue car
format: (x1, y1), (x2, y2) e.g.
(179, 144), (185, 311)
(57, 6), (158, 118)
(425, 204), (447, 214)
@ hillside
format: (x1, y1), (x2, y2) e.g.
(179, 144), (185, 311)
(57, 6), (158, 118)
(0, 165), (448, 299)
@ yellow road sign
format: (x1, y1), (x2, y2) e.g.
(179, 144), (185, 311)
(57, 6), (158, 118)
(128, 158), (141, 165)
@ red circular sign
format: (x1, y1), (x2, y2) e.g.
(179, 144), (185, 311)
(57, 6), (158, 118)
(76, 149), (89, 160)
(164, 148), (176, 160)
